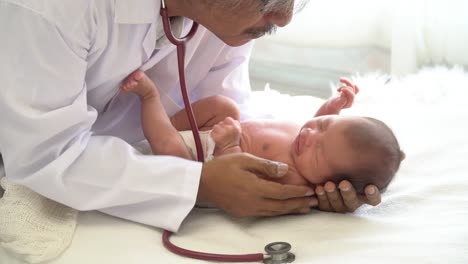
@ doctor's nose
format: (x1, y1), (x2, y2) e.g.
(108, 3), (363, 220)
(264, 6), (293, 27)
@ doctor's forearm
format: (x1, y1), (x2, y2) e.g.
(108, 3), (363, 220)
(5, 133), (202, 231)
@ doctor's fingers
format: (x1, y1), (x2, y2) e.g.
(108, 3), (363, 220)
(255, 178), (314, 200)
(315, 184), (347, 213)
(232, 152), (290, 178)
(257, 197), (317, 216)
(338, 180), (362, 212)
(315, 185), (332, 211)
(363, 185), (381, 206)
(323, 181), (347, 213)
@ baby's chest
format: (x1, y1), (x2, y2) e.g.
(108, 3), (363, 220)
(242, 122), (297, 160)
(255, 137), (291, 162)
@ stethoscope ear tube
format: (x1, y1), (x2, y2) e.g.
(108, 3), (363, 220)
(161, 0), (263, 261)
(163, 231), (265, 262)
(160, 2), (199, 46)
(160, 1), (203, 162)
(159, 1), (294, 262)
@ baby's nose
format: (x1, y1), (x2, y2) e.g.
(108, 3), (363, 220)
(303, 128), (318, 145)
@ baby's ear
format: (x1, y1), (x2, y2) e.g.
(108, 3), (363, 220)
(400, 150), (406, 161)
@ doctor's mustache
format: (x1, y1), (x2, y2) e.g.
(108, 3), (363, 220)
(244, 23), (277, 38)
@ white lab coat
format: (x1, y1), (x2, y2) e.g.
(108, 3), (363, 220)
(0, 0), (253, 231)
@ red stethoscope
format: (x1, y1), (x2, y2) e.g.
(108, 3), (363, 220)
(160, 1), (294, 263)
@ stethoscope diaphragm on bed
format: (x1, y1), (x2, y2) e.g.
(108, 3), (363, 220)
(263, 242), (295, 264)
(164, 230), (296, 263)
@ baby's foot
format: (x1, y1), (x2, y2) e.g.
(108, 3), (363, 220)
(120, 70), (159, 99)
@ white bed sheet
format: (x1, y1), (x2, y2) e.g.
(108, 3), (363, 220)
(1, 66), (468, 264)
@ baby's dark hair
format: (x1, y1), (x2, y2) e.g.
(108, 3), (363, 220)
(335, 117), (403, 195)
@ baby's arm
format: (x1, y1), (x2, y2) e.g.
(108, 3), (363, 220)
(314, 78), (359, 117)
(210, 117), (243, 157)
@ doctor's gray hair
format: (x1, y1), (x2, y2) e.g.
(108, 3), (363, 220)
(210, 0), (309, 14)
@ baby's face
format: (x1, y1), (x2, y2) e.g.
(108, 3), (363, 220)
(289, 115), (359, 186)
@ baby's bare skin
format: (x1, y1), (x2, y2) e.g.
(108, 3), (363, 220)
(122, 70), (358, 186)
(210, 80), (360, 186)
(122, 70), (382, 213)
(212, 118), (304, 184)
(243, 120), (307, 184)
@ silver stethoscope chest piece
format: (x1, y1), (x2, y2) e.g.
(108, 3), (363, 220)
(263, 242), (295, 264)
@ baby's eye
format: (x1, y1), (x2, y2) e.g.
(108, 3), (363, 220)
(314, 144), (320, 167)
(313, 122), (321, 131)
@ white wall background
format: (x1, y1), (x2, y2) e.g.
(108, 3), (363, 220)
(249, 0), (468, 97)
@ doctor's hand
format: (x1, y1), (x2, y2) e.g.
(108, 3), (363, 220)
(314, 180), (381, 213)
(197, 153), (316, 217)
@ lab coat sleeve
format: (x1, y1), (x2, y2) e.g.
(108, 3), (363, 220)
(0, 2), (201, 232)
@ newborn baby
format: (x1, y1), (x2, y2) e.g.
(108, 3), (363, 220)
(121, 70), (404, 194)
(210, 115), (401, 194)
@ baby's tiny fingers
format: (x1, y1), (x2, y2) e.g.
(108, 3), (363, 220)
(339, 78), (359, 94)
(339, 77), (354, 87)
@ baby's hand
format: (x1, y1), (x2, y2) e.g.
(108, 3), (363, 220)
(339, 77), (359, 94)
(211, 117), (242, 150)
(314, 78), (360, 116)
(331, 78), (360, 110)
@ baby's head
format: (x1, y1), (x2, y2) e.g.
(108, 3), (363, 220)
(332, 116), (403, 194)
(291, 115), (403, 194)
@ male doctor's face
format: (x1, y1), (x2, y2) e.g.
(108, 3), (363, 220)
(195, 0), (295, 46)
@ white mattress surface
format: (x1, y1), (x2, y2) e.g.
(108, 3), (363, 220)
(1, 67), (467, 264)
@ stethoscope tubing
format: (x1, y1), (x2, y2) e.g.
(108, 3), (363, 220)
(160, 2), (264, 262)
(163, 231), (264, 262)
(160, 6), (203, 162)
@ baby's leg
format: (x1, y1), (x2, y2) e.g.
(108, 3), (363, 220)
(121, 70), (193, 159)
(171, 95), (240, 131)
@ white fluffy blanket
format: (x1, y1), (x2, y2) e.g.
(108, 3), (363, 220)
(1, 66), (467, 264)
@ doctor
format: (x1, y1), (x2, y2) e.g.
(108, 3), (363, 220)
(0, 0), (381, 232)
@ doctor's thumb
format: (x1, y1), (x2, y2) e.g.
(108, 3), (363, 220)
(267, 161), (289, 178)
(242, 154), (288, 178)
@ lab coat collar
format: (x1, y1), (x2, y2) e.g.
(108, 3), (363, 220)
(115, 0), (196, 57)
(114, 0), (160, 24)
(155, 16), (184, 48)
